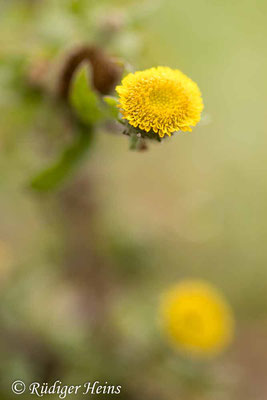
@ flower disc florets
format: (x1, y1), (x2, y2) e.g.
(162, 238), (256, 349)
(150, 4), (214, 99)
(116, 66), (204, 138)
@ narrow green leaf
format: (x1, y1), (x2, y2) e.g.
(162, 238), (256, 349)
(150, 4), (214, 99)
(30, 127), (93, 192)
(69, 63), (103, 125)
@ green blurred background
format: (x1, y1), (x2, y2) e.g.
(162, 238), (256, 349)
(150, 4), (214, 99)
(1, 0), (267, 399)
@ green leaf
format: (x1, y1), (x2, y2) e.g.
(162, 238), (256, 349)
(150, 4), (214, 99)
(103, 95), (120, 120)
(30, 126), (93, 192)
(69, 63), (103, 125)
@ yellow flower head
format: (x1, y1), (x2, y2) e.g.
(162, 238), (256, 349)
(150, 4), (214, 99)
(116, 66), (203, 138)
(160, 280), (234, 357)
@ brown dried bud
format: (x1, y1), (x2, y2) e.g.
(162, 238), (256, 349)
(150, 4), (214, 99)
(58, 45), (123, 99)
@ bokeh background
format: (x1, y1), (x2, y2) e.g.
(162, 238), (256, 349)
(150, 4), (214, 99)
(1, 0), (267, 399)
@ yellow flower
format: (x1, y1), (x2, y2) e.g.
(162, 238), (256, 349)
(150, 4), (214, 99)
(116, 67), (203, 138)
(160, 281), (234, 357)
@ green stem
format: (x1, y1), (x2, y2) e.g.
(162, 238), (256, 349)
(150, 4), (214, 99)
(129, 135), (139, 150)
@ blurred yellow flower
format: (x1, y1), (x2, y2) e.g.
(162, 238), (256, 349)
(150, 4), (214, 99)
(116, 67), (203, 138)
(160, 280), (234, 357)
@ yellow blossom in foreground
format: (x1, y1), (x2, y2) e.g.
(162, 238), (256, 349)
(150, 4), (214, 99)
(160, 281), (234, 357)
(116, 66), (203, 138)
